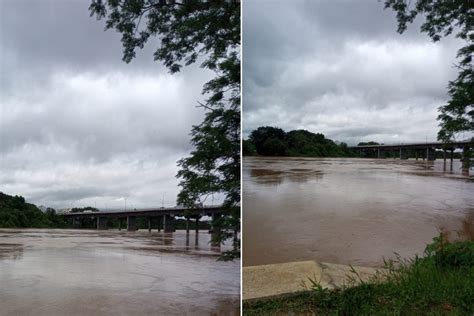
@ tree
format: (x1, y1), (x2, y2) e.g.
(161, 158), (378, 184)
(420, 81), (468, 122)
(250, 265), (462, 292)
(249, 126), (352, 157)
(243, 139), (256, 156)
(0, 192), (53, 228)
(383, 0), (473, 142)
(89, 0), (240, 260)
(250, 126), (287, 155)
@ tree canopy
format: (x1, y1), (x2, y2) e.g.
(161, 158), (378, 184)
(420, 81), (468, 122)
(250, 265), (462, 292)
(246, 126), (353, 157)
(384, 0), (473, 142)
(89, 0), (240, 260)
(0, 192), (66, 228)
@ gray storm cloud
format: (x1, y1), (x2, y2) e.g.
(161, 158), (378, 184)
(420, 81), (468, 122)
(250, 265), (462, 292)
(0, 0), (213, 209)
(243, 0), (464, 145)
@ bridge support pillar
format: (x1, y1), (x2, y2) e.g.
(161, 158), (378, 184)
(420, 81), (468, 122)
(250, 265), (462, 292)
(462, 146), (471, 176)
(443, 150), (447, 171)
(415, 150), (418, 160)
(195, 217), (200, 233)
(186, 217), (190, 233)
(163, 214), (175, 233)
(72, 217), (81, 228)
(400, 148), (409, 160)
(97, 216), (108, 230)
(118, 219), (121, 231)
(148, 217), (152, 232)
(210, 213), (222, 247)
(377, 149), (386, 159)
(427, 148), (436, 161)
(157, 217), (161, 232)
(450, 149), (454, 171)
(127, 216), (137, 231)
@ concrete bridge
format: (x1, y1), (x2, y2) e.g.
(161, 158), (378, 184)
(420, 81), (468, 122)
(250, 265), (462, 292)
(61, 205), (224, 233)
(348, 140), (472, 174)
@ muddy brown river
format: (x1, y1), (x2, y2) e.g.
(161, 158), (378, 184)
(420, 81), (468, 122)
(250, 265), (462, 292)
(243, 157), (473, 267)
(0, 229), (240, 315)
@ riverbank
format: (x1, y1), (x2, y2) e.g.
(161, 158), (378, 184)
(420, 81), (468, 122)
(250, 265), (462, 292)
(243, 261), (383, 302)
(243, 237), (474, 315)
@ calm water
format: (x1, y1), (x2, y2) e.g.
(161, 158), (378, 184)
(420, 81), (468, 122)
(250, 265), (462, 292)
(243, 157), (474, 267)
(0, 229), (240, 315)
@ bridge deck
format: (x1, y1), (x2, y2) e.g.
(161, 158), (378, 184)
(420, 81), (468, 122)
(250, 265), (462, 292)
(349, 141), (472, 150)
(61, 205), (223, 218)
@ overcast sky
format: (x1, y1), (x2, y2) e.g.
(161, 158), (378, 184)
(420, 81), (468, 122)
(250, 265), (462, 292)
(0, 0), (213, 209)
(243, 0), (466, 145)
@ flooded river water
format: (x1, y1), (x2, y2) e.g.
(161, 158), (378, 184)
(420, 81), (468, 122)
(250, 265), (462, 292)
(0, 229), (240, 315)
(243, 157), (473, 267)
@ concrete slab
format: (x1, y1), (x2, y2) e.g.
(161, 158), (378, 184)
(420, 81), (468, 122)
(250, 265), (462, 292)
(243, 260), (384, 302)
(319, 262), (384, 289)
(243, 261), (322, 302)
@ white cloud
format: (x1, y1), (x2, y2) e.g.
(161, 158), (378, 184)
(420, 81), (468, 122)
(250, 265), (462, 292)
(0, 1), (213, 209)
(243, 0), (463, 145)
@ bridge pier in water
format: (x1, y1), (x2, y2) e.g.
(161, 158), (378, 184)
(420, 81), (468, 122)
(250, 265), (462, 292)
(163, 214), (175, 232)
(462, 146), (471, 176)
(210, 213), (222, 247)
(97, 216), (108, 230)
(72, 217), (81, 228)
(427, 148), (436, 161)
(399, 148), (409, 160)
(186, 217), (190, 233)
(127, 216), (137, 231)
(377, 149), (386, 159)
(442, 149), (455, 172)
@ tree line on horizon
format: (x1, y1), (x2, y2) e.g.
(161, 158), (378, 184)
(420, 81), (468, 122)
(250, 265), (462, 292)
(243, 126), (355, 157)
(0, 192), (68, 228)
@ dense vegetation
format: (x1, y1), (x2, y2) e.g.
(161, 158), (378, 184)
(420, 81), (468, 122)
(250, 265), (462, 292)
(0, 192), (68, 228)
(244, 126), (354, 157)
(244, 235), (474, 315)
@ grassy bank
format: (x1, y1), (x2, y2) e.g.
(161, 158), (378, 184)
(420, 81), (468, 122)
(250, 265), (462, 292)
(244, 236), (474, 315)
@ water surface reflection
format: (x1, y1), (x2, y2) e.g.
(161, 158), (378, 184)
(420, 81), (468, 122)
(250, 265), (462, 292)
(243, 157), (474, 267)
(0, 229), (239, 315)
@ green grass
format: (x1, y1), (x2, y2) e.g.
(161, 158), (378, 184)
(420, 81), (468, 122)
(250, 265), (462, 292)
(244, 236), (474, 315)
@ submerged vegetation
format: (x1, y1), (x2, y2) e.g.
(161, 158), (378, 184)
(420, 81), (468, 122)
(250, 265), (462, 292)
(244, 235), (474, 315)
(244, 126), (354, 157)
